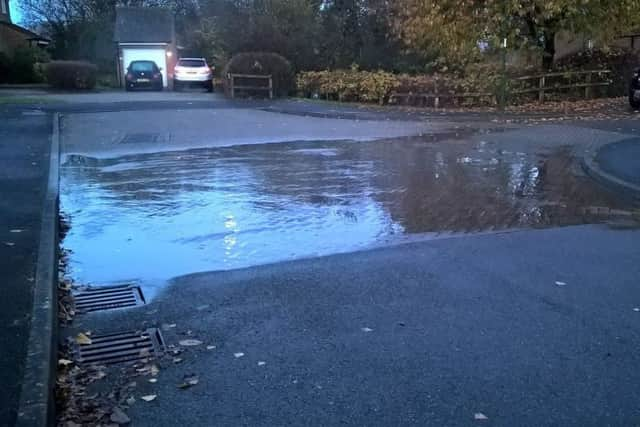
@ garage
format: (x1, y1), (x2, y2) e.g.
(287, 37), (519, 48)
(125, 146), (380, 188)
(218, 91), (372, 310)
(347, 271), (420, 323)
(121, 46), (169, 88)
(114, 7), (177, 89)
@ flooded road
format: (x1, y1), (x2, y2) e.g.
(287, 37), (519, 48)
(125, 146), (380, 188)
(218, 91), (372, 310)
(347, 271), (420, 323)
(60, 134), (634, 292)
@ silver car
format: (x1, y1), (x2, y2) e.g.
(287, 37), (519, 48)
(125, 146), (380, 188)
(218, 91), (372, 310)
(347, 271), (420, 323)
(173, 58), (213, 92)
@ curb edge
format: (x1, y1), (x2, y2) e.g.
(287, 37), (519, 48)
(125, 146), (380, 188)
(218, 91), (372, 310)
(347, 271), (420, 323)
(582, 140), (640, 201)
(15, 112), (61, 427)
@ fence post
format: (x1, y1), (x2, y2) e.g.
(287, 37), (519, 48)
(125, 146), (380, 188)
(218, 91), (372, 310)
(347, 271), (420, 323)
(538, 76), (545, 103)
(230, 74), (235, 99)
(269, 76), (273, 99)
(585, 72), (592, 99)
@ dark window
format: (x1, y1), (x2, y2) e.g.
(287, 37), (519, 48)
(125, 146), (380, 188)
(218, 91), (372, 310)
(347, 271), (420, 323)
(178, 59), (206, 68)
(130, 61), (157, 72)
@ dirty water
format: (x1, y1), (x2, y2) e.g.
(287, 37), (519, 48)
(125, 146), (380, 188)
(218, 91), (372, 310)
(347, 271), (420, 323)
(60, 137), (634, 295)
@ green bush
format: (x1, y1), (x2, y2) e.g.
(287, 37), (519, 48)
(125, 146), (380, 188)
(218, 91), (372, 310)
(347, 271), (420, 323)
(297, 69), (399, 104)
(0, 52), (10, 83)
(223, 52), (294, 97)
(46, 61), (98, 90)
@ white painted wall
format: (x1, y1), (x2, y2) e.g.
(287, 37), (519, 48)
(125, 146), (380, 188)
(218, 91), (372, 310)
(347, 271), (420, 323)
(122, 47), (168, 87)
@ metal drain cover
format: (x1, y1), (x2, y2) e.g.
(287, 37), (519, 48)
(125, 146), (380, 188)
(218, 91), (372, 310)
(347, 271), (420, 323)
(74, 284), (145, 313)
(76, 329), (165, 365)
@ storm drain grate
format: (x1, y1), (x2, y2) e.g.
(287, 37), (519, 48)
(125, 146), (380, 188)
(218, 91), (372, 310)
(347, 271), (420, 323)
(74, 284), (145, 313)
(75, 329), (165, 365)
(120, 133), (161, 144)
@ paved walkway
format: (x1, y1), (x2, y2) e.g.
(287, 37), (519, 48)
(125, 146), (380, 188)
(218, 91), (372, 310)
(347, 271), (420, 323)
(0, 111), (52, 426)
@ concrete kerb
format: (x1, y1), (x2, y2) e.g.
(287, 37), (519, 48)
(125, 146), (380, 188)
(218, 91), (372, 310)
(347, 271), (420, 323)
(582, 140), (640, 202)
(15, 113), (61, 427)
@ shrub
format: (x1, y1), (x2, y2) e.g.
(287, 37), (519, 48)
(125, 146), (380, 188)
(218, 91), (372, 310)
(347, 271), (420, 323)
(46, 61), (98, 90)
(0, 52), (10, 83)
(297, 70), (400, 104)
(223, 52), (294, 97)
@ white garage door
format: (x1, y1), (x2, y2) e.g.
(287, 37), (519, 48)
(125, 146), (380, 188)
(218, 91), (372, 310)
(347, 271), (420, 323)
(122, 47), (168, 87)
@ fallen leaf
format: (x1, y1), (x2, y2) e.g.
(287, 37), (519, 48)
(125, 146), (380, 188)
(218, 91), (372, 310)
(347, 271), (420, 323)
(234, 352), (245, 358)
(4, 242), (15, 247)
(126, 396), (136, 406)
(361, 327), (373, 332)
(178, 375), (199, 389)
(474, 413), (488, 420)
(179, 339), (203, 347)
(634, 308), (640, 312)
(172, 357), (183, 364)
(206, 345), (216, 350)
(58, 358), (73, 366)
(161, 323), (176, 330)
(258, 361), (266, 366)
(141, 394), (157, 402)
(9, 229), (23, 233)
(75, 333), (92, 345)
(555, 281), (567, 286)
(110, 407), (130, 425)
(148, 378), (158, 383)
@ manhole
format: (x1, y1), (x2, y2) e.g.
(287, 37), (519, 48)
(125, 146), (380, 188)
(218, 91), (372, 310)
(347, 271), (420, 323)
(75, 329), (165, 365)
(120, 133), (161, 144)
(74, 284), (145, 313)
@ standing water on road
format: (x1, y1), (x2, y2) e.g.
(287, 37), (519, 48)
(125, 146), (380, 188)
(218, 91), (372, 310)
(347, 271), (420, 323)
(60, 136), (634, 291)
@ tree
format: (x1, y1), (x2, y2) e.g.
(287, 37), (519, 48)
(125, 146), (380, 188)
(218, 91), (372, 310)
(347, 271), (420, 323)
(393, 0), (640, 70)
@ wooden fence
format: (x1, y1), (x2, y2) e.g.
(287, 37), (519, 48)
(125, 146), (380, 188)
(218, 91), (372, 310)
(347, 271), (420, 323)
(389, 69), (611, 108)
(228, 74), (273, 99)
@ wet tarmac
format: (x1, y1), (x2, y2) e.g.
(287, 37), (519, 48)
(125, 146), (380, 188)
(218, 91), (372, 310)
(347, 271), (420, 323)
(60, 135), (636, 294)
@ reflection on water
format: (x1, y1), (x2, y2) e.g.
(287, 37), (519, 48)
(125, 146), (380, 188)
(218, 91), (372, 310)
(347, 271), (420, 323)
(60, 137), (632, 288)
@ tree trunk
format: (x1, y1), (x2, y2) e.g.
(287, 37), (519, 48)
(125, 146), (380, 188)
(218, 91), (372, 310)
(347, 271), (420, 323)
(542, 31), (556, 70)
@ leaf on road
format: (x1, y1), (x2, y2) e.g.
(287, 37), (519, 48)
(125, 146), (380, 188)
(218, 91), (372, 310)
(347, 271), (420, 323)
(361, 327), (373, 332)
(234, 352), (245, 358)
(179, 339), (203, 347)
(206, 345), (216, 350)
(474, 413), (488, 420)
(141, 394), (157, 402)
(173, 357), (183, 364)
(58, 358), (73, 366)
(4, 242), (15, 247)
(178, 375), (199, 389)
(258, 361), (266, 366)
(110, 406), (130, 425)
(75, 333), (92, 345)
(126, 396), (136, 406)
(555, 281), (567, 286)
(10, 229), (23, 233)
(148, 378), (158, 383)
(634, 308), (640, 312)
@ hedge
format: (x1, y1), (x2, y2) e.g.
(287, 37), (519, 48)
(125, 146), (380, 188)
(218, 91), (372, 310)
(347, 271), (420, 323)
(46, 61), (98, 90)
(223, 52), (294, 97)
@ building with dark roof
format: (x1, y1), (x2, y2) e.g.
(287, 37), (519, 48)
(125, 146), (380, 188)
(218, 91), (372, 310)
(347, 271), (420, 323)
(0, 0), (49, 56)
(114, 7), (177, 88)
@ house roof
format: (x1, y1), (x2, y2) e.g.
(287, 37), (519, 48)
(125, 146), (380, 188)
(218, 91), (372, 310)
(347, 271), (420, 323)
(0, 21), (50, 42)
(114, 7), (175, 44)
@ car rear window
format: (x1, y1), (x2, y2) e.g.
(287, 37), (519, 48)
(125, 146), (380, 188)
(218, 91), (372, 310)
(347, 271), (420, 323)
(130, 61), (156, 72)
(178, 59), (206, 67)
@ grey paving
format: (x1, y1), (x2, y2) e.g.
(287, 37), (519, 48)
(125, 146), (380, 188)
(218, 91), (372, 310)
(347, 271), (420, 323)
(74, 225), (640, 427)
(0, 112), (52, 426)
(596, 139), (640, 186)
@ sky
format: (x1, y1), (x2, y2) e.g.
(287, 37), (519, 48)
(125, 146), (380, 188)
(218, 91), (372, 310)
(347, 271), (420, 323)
(10, 1), (22, 24)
